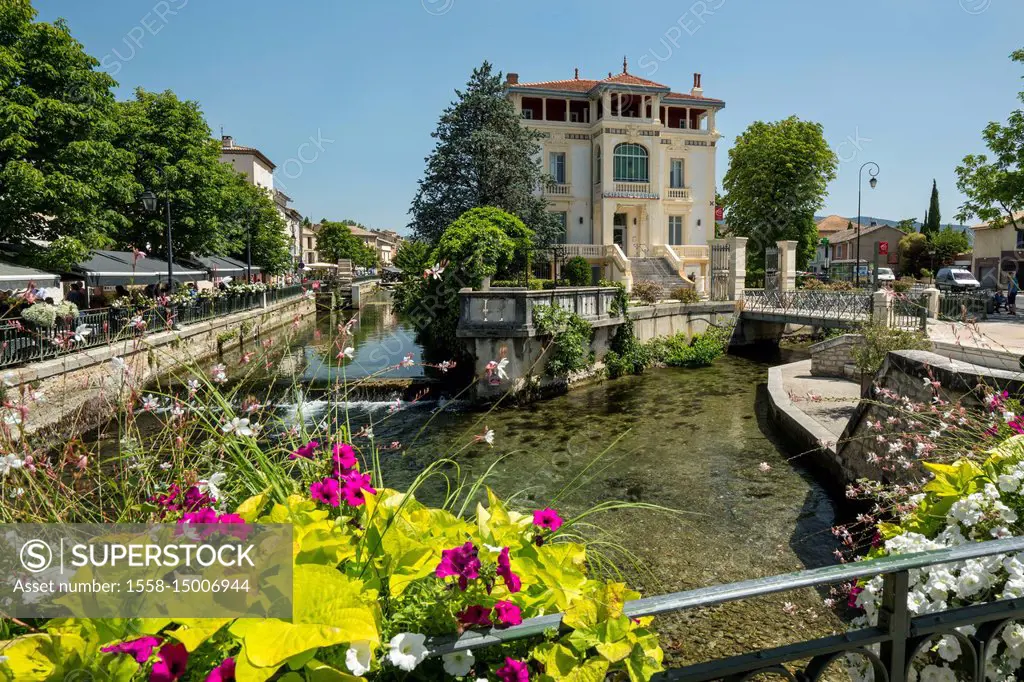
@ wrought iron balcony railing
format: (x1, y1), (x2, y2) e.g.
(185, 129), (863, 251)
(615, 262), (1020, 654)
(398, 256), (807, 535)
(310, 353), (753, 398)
(423, 535), (1024, 682)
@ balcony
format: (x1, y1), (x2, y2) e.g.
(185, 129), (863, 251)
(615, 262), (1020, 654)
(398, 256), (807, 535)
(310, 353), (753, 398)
(544, 183), (571, 196)
(665, 187), (692, 201)
(608, 182), (653, 196)
(560, 244), (604, 258)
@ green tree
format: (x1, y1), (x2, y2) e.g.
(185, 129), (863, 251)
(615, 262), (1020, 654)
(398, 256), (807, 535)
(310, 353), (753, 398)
(895, 218), (918, 233)
(409, 62), (559, 246)
(722, 117), (838, 270)
(898, 231), (929, 277)
(222, 171), (291, 274)
(922, 180), (941, 237)
(931, 226), (970, 265)
(564, 256), (592, 286)
(956, 49), (1024, 230)
(0, 0), (135, 248)
(315, 221), (377, 267)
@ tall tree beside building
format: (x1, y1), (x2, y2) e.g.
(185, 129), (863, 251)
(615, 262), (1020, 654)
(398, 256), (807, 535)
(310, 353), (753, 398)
(0, 0), (135, 251)
(722, 117), (837, 270)
(922, 180), (941, 237)
(956, 49), (1024, 230)
(408, 61), (559, 246)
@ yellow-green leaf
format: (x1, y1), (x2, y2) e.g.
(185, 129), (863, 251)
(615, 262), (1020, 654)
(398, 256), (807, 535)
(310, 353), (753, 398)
(168, 619), (232, 651)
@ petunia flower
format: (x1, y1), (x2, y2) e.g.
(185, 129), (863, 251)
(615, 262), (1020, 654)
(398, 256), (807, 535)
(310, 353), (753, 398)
(492, 600), (522, 627)
(458, 604), (493, 627)
(289, 440), (320, 460)
(101, 635), (162, 663)
(436, 542), (481, 591)
(310, 477), (341, 507)
(345, 641), (373, 676)
(341, 470), (377, 507)
(206, 657), (235, 682)
(496, 657), (530, 682)
(150, 642), (189, 682)
(443, 649), (475, 677)
(387, 632), (427, 672)
(496, 547), (521, 593)
(532, 507), (563, 532)
(332, 443), (358, 475)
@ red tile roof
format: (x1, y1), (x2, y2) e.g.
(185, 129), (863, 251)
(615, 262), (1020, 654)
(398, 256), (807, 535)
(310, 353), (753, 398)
(221, 143), (276, 171)
(510, 70), (722, 103)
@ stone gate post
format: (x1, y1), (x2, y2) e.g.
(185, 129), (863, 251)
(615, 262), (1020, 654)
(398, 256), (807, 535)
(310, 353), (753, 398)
(777, 240), (798, 291)
(728, 236), (747, 301)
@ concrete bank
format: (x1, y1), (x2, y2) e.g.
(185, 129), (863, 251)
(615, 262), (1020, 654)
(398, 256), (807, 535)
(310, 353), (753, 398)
(13, 295), (315, 439)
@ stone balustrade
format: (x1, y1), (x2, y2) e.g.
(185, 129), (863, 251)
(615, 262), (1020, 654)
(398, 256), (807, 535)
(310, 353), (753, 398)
(456, 286), (620, 339)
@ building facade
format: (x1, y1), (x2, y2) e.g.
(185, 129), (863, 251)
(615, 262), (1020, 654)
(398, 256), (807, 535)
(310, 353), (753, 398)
(507, 62), (724, 288)
(971, 214), (1024, 289)
(827, 224), (903, 281)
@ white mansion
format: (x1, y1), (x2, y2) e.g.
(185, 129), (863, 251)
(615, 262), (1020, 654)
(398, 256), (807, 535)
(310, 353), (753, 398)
(507, 60), (724, 289)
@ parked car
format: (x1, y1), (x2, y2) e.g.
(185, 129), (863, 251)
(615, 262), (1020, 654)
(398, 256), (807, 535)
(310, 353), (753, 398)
(935, 267), (981, 291)
(876, 267), (896, 283)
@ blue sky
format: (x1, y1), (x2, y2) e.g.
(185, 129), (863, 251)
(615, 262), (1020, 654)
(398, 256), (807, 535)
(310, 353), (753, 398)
(35, 0), (1024, 234)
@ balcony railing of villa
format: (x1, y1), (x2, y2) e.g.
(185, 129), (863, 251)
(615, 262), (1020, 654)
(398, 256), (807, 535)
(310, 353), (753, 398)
(671, 245), (709, 263)
(422, 535), (1024, 682)
(544, 183), (571, 196)
(611, 181), (652, 195)
(560, 244), (605, 258)
(665, 187), (692, 200)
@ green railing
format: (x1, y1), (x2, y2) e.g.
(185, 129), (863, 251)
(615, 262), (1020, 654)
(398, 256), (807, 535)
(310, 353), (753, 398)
(424, 535), (1024, 682)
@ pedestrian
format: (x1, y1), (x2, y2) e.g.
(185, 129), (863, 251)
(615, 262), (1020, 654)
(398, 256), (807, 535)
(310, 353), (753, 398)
(1009, 275), (1020, 316)
(66, 282), (86, 308)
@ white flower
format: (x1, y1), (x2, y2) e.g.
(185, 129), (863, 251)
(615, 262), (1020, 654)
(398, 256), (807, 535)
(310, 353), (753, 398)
(442, 650), (475, 677)
(400, 353), (415, 368)
(781, 601), (798, 615)
(186, 378), (200, 394)
(936, 635), (962, 662)
(387, 633), (427, 672)
(199, 472), (227, 501)
(72, 324), (91, 343)
(141, 394), (159, 411)
(998, 473), (1022, 493)
(758, 462), (771, 473)
(210, 364), (227, 384)
(0, 454), (23, 477)
(110, 356), (126, 376)
(342, 346), (355, 359)
(222, 417), (253, 437)
(345, 640), (373, 676)
(1005, 411), (1017, 423)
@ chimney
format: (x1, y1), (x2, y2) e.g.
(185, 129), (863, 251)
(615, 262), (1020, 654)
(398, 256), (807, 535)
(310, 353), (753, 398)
(691, 73), (703, 98)
(506, 72), (519, 85)
(574, 67), (579, 80)
(222, 135), (234, 148)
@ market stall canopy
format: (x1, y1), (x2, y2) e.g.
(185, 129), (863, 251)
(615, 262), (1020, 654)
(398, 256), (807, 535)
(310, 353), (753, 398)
(193, 256), (261, 277)
(0, 261), (60, 291)
(71, 251), (207, 286)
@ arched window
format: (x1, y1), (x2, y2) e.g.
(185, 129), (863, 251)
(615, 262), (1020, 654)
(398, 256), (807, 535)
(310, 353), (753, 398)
(613, 144), (649, 182)
(594, 146), (602, 183)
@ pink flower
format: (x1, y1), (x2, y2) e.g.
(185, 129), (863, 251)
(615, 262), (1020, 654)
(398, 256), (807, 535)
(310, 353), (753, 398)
(492, 600), (522, 627)
(289, 440), (320, 460)
(496, 657), (530, 682)
(435, 541), (481, 590)
(310, 477), (341, 507)
(340, 470), (377, 506)
(532, 507), (563, 532)
(458, 604), (493, 627)
(150, 642), (189, 682)
(101, 636), (162, 663)
(496, 547), (521, 593)
(332, 443), (358, 475)
(206, 657), (235, 682)
(180, 508), (219, 524)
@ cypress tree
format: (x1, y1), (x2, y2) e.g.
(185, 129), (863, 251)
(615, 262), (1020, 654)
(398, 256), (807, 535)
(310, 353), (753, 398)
(923, 180), (942, 237)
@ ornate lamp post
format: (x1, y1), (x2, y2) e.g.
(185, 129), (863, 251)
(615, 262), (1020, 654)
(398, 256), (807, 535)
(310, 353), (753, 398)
(855, 162), (879, 287)
(140, 187), (174, 293)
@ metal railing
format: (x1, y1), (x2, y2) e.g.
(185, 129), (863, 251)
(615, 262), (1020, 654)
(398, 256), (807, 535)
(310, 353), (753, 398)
(939, 291), (989, 322)
(743, 289), (872, 321)
(890, 293), (930, 332)
(0, 287), (306, 369)
(424, 535), (1024, 682)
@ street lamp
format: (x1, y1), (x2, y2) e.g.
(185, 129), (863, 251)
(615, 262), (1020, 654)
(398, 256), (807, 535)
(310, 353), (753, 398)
(856, 161), (879, 287)
(140, 184), (174, 293)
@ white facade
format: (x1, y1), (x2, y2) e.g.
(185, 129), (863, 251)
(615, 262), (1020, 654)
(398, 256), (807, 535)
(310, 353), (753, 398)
(508, 65), (724, 288)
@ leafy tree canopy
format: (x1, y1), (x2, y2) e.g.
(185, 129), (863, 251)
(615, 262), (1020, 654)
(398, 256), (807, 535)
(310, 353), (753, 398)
(0, 0), (135, 247)
(315, 221), (377, 267)
(956, 49), (1024, 230)
(409, 61), (559, 246)
(722, 116), (837, 269)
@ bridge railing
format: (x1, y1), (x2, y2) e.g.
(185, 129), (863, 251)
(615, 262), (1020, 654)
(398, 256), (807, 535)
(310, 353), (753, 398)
(423, 535), (1024, 681)
(742, 289), (872, 321)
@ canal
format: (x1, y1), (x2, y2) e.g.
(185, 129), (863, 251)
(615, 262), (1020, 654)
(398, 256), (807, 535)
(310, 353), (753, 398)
(214, 293), (847, 666)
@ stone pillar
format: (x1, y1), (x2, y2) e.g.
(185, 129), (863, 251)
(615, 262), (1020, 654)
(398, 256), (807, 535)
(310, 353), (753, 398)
(777, 240), (798, 292)
(872, 289), (891, 326)
(923, 286), (940, 319)
(728, 236), (747, 301)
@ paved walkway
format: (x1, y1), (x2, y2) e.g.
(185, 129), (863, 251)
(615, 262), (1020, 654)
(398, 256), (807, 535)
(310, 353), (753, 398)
(775, 359), (861, 438)
(928, 319), (1024, 356)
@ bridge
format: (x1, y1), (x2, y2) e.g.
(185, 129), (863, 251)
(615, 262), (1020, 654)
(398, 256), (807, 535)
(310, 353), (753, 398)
(738, 288), (928, 335)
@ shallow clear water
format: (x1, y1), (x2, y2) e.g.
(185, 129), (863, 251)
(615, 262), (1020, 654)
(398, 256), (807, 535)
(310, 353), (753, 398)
(210, 295), (848, 665)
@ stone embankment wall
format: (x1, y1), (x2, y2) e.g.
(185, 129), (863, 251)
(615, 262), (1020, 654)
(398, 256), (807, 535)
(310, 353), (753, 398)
(809, 334), (862, 379)
(13, 297), (315, 440)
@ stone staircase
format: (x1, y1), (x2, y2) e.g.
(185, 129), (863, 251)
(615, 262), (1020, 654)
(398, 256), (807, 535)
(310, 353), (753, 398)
(630, 258), (692, 292)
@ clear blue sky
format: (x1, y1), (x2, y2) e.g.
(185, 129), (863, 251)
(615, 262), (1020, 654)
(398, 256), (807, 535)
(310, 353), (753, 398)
(35, 0), (1024, 233)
